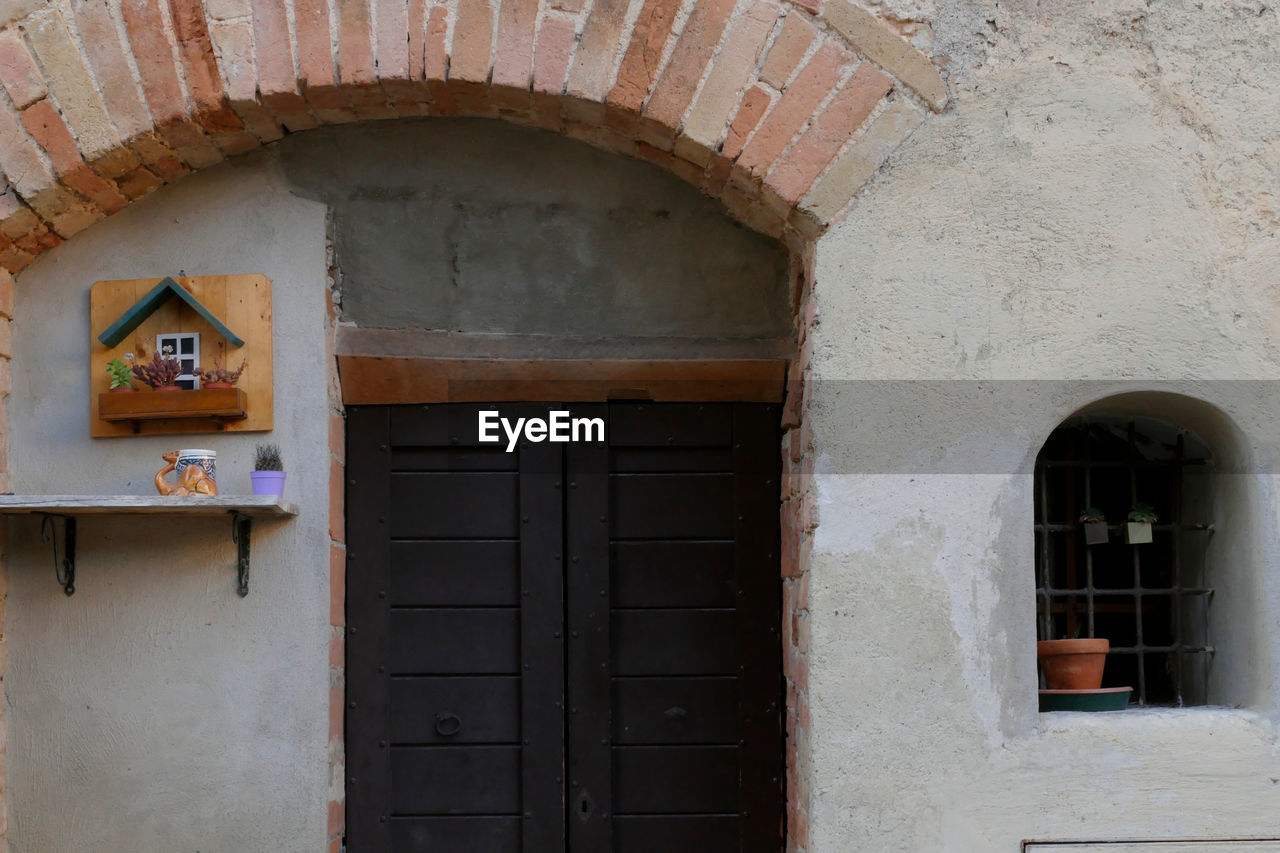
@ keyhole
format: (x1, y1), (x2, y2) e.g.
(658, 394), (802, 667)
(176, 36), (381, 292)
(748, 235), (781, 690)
(576, 790), (594, 822)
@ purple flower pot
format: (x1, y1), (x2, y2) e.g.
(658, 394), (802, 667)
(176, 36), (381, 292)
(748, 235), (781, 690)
(250, 470), (286, 497)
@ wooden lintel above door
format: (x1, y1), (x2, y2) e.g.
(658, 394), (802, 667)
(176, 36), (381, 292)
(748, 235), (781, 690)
(337, 356), (788, 404)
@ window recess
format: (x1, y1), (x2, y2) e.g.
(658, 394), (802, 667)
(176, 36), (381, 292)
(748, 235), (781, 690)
(1034, 415), (1215, 707)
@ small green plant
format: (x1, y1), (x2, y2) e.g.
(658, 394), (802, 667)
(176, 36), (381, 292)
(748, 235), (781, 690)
(1128, 503), (1158, 523)
(1079, 506), (1105, 523)
(106, 357), (134, 390)
(253, 443), (283, 471)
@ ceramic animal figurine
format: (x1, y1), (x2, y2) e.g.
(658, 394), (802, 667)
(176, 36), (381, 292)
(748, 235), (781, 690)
(155, 450), (218, 496)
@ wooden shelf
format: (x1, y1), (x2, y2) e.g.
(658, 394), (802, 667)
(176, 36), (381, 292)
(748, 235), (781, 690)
(99, 388), (248, 432)
(0, 495), (297, 597)
(0, 495), (297, 517)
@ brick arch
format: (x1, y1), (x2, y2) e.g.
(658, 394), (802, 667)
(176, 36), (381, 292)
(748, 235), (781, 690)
(0, 0), (946, 272)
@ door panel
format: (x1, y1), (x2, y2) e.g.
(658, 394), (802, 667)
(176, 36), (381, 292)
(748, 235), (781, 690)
(348, 402), (782, 853)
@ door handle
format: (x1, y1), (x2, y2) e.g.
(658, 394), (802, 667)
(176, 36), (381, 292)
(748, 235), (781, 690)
(434, 711), (462, 737)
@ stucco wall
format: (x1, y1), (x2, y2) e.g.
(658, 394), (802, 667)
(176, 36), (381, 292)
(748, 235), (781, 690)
(804, 1), (1280, 849)
(5, 158), (333, 851)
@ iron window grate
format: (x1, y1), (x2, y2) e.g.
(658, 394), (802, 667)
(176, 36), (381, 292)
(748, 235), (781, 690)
(1034, 416), (1215, 707)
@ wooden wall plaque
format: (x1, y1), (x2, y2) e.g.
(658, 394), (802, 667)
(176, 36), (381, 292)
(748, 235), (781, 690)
(89, 275), (273, 437)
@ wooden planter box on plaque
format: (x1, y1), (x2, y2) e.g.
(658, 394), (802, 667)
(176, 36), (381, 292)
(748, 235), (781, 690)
(99, 388), (248, 432)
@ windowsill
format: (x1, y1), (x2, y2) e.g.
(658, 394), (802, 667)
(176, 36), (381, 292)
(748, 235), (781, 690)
(1037, 704), (1271, 731)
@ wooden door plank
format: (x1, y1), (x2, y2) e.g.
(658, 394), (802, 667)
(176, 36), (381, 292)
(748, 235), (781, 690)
(612, 677), (739, 744)
(612, 745), (740, 813)
(612, 610), (738, 675)
(345, 405), (393, 849)
(519, 413), (567, 851)
(613, 815), (739, 853)
(565, 405), (613, 850)
(389, 609), (520, 674)
(390, 541), (520, 606)
(389, 677), (520, 744)
(389, 816), (521, 852)
(390, 746), (521, 813)
(732, 404), (785, 853)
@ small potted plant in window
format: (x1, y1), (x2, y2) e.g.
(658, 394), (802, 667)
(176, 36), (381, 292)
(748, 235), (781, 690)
(1126, 502), (1157, 544)
(251, 443), (285, 497)
(106, 356), (136, 393)
(1038, 631), (1109, 691)
(1079, 506), (1108, 545)
(131, 348), (184, 392)
(195, 356), (246, 389)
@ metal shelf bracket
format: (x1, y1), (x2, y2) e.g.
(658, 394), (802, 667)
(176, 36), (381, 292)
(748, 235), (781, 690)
(232, 512), (251, 597)
(40, 514), (76, 596)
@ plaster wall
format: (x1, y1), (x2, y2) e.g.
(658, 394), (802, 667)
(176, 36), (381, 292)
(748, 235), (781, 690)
(5, 160), (333, 851)
(804, 1), (1280, 850)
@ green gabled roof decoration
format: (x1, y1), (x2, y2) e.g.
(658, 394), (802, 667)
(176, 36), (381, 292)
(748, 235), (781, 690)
(97, 277), (245, 348)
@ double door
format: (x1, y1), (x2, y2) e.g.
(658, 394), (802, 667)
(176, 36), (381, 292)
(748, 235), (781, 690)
(346, 403), (783, 852)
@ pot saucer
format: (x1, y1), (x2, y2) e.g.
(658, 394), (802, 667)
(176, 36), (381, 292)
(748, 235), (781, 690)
(1039, 686), (1132, 712)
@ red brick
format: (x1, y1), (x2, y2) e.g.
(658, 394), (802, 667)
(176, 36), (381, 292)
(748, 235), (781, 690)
(737, 41), (850, 177)
(123, 0), (189, 125)
(329, 626), (344, 666)
(330, 460), (345, 541)
(250, 0), (298, 95)
(330, 542), (346, 625)
(408, 0), (427, 79)
(327, 797), (344, 839)
(376, 0), (409, 79)
(0, 31), (46, 109)
(0, 270), (12, 319)
(766, 61), (890, 203)
(566, 0), (629, 101)
(722, 83), (771, 159)
(116, 166), (164, 199)
(643, 0), (737, 128)
(296, 0), (336, 86)
(169, 0), (237, 122)
(532, 15), (575, 95)
(75, 4), (153, 139)
(336, 0), (377, 84)
(451, 0), (494, 83)
(607, 0), (682, 112)
(492, 0), (540, 89)
(64, 166), (128, 214)
(422, 6), (448, 81)
(19, 99), (80, 174)
(759, 11), (815, 90)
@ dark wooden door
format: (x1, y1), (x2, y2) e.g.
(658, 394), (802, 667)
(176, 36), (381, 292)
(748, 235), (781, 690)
(347, 403), (783, 852)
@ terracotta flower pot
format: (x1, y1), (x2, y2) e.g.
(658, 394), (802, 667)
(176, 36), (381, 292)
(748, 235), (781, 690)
(153, 385), (182, 392)
(1037, 638), (1109, 690)
(108, 386), (137, 393)
(203, 381), (233, 389)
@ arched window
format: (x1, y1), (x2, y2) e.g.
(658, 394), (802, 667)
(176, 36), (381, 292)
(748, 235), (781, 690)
(1034, 414), (1214, 706)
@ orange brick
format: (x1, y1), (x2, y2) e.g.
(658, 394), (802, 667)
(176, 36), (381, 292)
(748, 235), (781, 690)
(375, 0), (409, 79)
(451, 0), (494, 83)
(296, 0), (336, 86)
(0, 270), (12, 319)
(408, 0), (427, 79)
(75, 0), (153, 139)
(168, 0), (238, 125)
(0, 31), (46, 109)
(337, 0), (377, 84)
(737, 40), (851, 177)
(765, 61), (890, 203)
(532, 15), (575, 94)
(122, 0), (189, 125)
(607, 0), (682, 112)
(566, 0), (629, 101)
(19, 99), (81, 174)
(330, 544), (346, 625)
(329, 459), (345, 541)
(759, 11), (815, 90)
(722, 83), (771, 159)
(491, 0), (540, 88)
(643, 0), (737, 128)
(328, 798), (344, 840)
